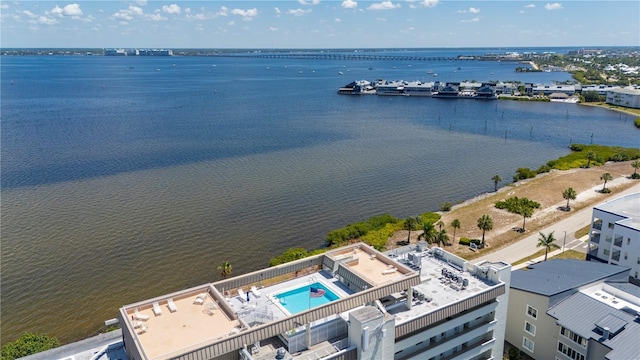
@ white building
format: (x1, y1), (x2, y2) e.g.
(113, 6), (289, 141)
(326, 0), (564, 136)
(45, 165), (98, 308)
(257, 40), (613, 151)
(605, 88), (640, 109)
(506, 259), (639, 360)
(587, 192), (640, 285)
(117, 242), (511, 360)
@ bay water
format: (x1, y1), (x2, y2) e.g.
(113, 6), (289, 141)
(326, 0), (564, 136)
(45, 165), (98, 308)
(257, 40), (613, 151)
(1, 49), (637, 343)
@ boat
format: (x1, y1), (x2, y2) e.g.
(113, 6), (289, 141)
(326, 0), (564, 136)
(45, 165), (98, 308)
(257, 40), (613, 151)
(338, 71), (344, 75)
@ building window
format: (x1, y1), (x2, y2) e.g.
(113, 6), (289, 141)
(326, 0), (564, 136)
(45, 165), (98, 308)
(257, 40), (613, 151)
(628, 238), (631, 246)
(558, 341), (585, 360)
(523, 337), (535, 353)
(608, 222), (614, 229)
(560, 327), (587, 347)
(525, 321), (536, 336)
(526, 305), (538, 319)
(603, 249), (610, 256)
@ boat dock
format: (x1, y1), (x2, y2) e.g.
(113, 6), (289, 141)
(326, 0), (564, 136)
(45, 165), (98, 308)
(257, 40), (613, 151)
(339, 80), (498, 99)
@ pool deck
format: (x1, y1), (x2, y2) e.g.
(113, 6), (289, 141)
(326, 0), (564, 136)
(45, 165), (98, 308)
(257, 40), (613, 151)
(227, 271), (354, 323)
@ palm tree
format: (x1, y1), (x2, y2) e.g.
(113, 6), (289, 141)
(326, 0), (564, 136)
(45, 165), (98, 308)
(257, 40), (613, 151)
(600, 172), (613, 192)
(419, 222), (438, 244)
(217, 261), (232, 278)
(519, 205), (534, 232)
(492, 175), (502, 192)
(477, 215), (493, 248)
(537, 232), (556, 261)
(631, 160), (640, 177)
(403, 217), (418, 243)
(437, 220), (445, 232)
(450, 219), (461, 243)
(562, 187), (577, 211)
(585, 150), (596, 168)
(437, 229), (449, 246)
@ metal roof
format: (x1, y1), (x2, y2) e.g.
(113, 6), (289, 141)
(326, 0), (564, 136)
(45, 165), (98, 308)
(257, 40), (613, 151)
(594, 313), (628, 334)
(510, 259), (630, 296)
(548, 292), (640, 360)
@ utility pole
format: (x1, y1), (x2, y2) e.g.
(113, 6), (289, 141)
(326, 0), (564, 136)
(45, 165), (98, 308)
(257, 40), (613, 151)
(563, 231), (567, 253)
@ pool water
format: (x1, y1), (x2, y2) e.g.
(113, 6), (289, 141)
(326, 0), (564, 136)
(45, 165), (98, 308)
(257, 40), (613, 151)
(275, 282), (339, 314)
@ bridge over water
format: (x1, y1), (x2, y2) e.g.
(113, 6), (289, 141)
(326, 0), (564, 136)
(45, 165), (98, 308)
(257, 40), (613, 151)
(210, 53), (482, 62)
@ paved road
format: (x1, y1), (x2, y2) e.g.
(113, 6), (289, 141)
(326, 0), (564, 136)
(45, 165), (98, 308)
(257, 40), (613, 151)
(475, 182), (640, 266)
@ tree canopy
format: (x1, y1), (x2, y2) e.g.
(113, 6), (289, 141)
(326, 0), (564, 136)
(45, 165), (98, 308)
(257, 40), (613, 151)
(495, 196), (540, 231)
(477, 214), (493, 247)
(562, 187), (577, 210)
(1, 333), (60, 360)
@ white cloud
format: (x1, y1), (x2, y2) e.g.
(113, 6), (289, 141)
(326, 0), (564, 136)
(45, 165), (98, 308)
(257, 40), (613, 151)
(227, 21), (235, 26)
(38, 16), (58, 25)
(298, 0), (320, 5)
(147, 13), (166, 21)
(458, 7), (479, 14)
(50, 4), (83, 17)
(1, 4), (9, 10)
(341, 0), (358, 9)
(185, 8), (191, 14)
(368, 1), (401, 10)
(525, 4), (535, 8)
(287, 8), (312, 16)
(218, 6), (228, 16)
(23, 10), (38, 19)
(420, 0), (439, 8)
(112, 6), (143, 21)
(269, 26), (278, 31)
(461, 17), (479, 23)
(162, 4), (180, 14)
(545, 3), (563, 10)
(376, 17), (387, 21)
(230, 8), (258, 21)
(274, 7), (281, 14)
(50, 5), (63, 17)
(135, 0), (148, 6)
(335, 17), (342, 22)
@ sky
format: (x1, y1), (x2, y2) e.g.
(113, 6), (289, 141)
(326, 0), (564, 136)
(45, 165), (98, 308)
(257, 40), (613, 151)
(1, 1), (639, 48)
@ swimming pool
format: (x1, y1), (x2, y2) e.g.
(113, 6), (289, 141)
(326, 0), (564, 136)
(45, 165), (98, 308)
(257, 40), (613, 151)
(275, 282), (340, 315)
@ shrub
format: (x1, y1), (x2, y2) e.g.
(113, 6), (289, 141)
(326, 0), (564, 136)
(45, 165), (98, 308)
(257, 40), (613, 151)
(570, 144), (584, 151)
(420, 212), (441, 225)
(536, 164), (552, 174)
(609, 152), (629, 162)
(635, 118), (640, 129)
(1, 333), (60, 360)
(601, 188), (612, 194)
(513, 167), (536, 182)
(459, 238), (481, 246)
(632, 173), (640, 179)
(269, 247), (310, 266)
(439, 202), (452, 212)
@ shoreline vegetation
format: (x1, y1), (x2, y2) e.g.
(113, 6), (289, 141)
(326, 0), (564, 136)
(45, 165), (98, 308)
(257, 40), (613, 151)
(270, 144), (640, 266)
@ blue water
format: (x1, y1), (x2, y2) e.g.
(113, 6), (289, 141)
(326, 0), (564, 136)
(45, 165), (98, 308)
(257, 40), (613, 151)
(276, 282), (339, 314)
(1, 48), (638, 344)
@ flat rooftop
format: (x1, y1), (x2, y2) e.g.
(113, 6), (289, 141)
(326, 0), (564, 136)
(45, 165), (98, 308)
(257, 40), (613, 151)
(384, 247), (501, 324)
(125, 291), (240, 359)
(120, 243), (505, 359)
(595, 192), (640, 230)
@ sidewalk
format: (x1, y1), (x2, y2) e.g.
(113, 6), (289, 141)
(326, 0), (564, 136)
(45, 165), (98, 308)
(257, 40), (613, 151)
(511, 235), (589, 270)
(475, 182), (640, 269)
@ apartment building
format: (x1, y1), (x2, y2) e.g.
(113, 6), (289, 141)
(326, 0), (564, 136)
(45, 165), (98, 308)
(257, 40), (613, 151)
(587, 192), (640, 285)
(506, 259), (638, 360)
(118, 242), (511, 360)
